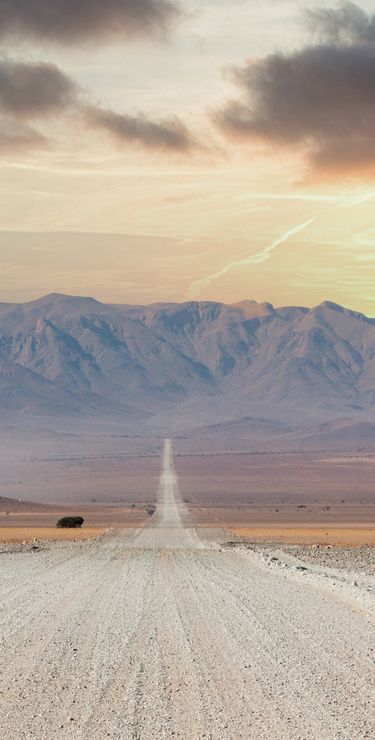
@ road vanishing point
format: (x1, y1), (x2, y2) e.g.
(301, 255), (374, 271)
(0, 439), (374, 739)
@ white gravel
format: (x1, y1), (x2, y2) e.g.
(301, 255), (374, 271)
(0, 440), (374, 739)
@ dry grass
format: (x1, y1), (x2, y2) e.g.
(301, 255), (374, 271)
(0, 526), (106, 544)
(0, 506), (149, 544)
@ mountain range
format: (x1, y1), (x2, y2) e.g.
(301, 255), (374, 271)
(0, 293), (374, 449)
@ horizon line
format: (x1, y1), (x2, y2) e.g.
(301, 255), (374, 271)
(1, 292), (374, 319)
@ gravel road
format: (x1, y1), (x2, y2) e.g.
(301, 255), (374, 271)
(0, 440), (374, 739)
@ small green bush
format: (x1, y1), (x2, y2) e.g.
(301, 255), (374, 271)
(57, 516), (84, 529)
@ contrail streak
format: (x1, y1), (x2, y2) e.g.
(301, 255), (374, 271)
(188, 216), (316, 299)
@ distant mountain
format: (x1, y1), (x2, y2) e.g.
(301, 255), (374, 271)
(0, 294), (374, 448)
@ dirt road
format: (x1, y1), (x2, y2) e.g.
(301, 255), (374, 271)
(0, 440), (374, 739)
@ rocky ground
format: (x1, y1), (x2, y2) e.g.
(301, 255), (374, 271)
(0, 442), (374, 739)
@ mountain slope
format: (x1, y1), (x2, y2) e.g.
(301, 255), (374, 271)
(0, 295), (374, 430)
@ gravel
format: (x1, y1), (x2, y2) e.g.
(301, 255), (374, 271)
(0, 440), (374, 739)
(284, 544), (375, 576)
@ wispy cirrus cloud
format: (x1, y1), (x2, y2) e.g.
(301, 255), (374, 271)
(0, 118), (46, 152)
(188, 217), (316, 298)
(0, 0), (181, 44)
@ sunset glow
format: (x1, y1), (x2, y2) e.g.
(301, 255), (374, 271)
(0, 0), (374, 313)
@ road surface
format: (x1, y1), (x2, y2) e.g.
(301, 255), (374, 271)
(0, 439), (374, 739)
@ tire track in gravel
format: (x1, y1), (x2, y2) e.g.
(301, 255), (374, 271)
(0, 439), (374, 740)
(184, 548), (375, 736)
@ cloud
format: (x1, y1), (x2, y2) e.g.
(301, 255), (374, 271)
(307, 1), (375, 45)
(0, 60), (77, 119)
(85, 106), (197, 152)
(0, 58), (195, 157)
(215, 3), (375, 176)
(0, 0), (180, 44)
(0, 59), (76, 153)
(0, 119), (46, 152)
(188, 217), (315, 298)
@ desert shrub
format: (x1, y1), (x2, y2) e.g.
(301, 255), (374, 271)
(56, 516), (84, 529)
(146, 505), (156, 517)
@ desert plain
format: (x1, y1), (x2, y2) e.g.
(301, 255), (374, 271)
(1, 430), (374, 546)
(0, 439), (374, 740)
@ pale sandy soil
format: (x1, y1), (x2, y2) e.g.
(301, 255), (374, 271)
(0, 441), (374, 740)
(0, 526), (106, 544)
(0, 508), (149, 541)
(0, 443), (160, 505)
(175, 451), (375, 507)
(230, 525), (375, 546)
(321, 456), (375, 464)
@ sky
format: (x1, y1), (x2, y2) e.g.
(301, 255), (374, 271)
(0, 0), (374, 313)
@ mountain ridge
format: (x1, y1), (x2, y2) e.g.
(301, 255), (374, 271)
(4, 293), (374, 316)
(0, 294), (374, 448)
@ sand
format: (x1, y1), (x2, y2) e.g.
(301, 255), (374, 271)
(0, 526), (106, 544)
(0, 440), (160, 505)
(0, 440), (374, 740)
(175, 451), (375, 507)
(230, 525), (375, 546)
(0, 507), (149, 541)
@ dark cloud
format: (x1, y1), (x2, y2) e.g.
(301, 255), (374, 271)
(0, 60), (77, 119)
(215, 5), (375, 175)
(0, 58), (195, 158)
(0, 0), (180, 44)
(307, 1), (375, 45)
(85, 107), (197, 152)
(0, 119), (46, 152)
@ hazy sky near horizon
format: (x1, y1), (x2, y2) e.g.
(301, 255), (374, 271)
(0, 0), (375, 313)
